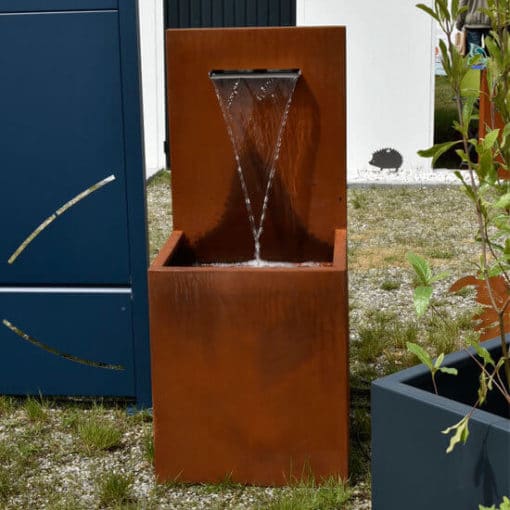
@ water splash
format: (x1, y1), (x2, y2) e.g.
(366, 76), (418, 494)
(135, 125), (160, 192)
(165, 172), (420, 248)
(210, 71), (300, 261)
(195, 259), (321, 268)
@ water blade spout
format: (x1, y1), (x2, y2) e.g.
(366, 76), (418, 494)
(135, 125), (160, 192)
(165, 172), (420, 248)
(210, 68), (300, 261)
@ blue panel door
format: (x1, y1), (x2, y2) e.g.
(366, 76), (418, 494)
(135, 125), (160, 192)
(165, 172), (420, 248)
(0, 291), (135, 396)
(0, 9), (130, 284)
(0, 0), (151, 405)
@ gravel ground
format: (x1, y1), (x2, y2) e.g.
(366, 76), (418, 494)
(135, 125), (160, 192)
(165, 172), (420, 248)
(0, 176), (482, 509)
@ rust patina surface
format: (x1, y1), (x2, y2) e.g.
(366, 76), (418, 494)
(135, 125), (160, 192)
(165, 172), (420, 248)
(149, 27), (348, 486)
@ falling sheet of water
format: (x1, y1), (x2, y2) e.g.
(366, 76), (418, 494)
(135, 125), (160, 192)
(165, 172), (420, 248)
(210, 70), (300, 262)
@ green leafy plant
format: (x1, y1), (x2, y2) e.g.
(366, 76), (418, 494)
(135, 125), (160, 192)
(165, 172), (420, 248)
(480, 496), (510, 510)
(406, 341), (458, 395)
(414, 0), (510, 456)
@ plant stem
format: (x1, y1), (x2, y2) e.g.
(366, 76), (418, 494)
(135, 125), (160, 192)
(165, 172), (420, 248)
(497, 311), (510, 391)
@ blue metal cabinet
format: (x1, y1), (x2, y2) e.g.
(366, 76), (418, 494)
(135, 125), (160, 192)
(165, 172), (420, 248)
(0, 291), (135, 396)
(0, 0), (150, 406)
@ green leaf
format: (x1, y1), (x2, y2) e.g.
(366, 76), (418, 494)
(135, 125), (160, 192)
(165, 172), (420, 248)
(480, 496), (510, 510)
(430, 271), (450, 283)
(414, 286), (433, 317)
(442, 416), (470, 453)
(418, 140), (462, 166)
(462, 96), (478, 134)
(478, 371), (489, 405)
(416, 3), (440, 22)
(407, 342), (433, 370)
(434, 353), (458, 375)
(483, 128), (500, 150)
(468, 337), (495, 366)
(439, 366), (458, 375)
(495, 193), (510, 209)
(406, 252), (432, 285)
(435, 0), (450, 21)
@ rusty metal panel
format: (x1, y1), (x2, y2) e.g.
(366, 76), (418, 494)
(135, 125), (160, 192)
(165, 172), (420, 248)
(149, 233), (349, 485)
(166, 27), (347, 263)
(150, 27), (348, 484)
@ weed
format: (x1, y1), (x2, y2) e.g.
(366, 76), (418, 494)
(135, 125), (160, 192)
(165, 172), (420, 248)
(61, 408), (81, 429)
(97, 472), (135, 508)
(143, 428), (154, 465)
(0, 465), (18, 502)
(77, 414), (123, 454)
(0, 396), (15, 417)
(46, 498), (87, 510)
(427, 248), (454, 260)
(350, 189), (368, 210)
(383, 255), (401, 265)
(261, 477), (350, 510)
(355, 326), (388, 364)
(352, 310), (419, 375)
(354, 310), (397, 364)
(128, 408), (152, 425)
(452, 285), (473, 298)
(380, 279), (400, 291)
(24, 395), (48, 422)
(349, 434), (371, 484)
(426, 314), (468, 356)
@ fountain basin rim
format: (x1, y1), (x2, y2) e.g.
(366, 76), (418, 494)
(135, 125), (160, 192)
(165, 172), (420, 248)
(149, 230), (347, 273)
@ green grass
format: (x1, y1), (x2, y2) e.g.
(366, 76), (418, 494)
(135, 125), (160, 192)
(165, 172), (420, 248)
(97, 472), (135, 508)
(261, 478), (350, 510)
(0, 396), (15, 417)
(0, 434), (41, 503)
(350, 189), (368, 210)
(380, 279), (401, 291)
(143, 429), (154, 465)
(76, 413), (123, 454)
(23, 395), (48, 422)
(353, 311), (419, 367)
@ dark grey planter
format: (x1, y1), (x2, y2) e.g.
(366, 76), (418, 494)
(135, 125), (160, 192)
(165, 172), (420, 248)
(372, 337), (509, 510)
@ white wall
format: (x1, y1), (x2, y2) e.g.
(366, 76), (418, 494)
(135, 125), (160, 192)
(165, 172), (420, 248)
(138, 0), (166, 178)
(137, 1), (439, 182)
(298, 0), (436, 182)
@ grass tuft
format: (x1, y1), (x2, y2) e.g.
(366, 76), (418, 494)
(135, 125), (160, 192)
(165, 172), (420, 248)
(97, 472), (135, 508)
(262, 477), (350, 510)
(143, 429), (154, 465)
(380, 279), (401, 291)
(77, 414), (123, 454)
(0, 396), (15, 417)
(24, 395), (48, 422)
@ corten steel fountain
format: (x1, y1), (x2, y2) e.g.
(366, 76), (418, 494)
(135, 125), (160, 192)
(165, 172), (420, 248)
(149, 26), (348, 486)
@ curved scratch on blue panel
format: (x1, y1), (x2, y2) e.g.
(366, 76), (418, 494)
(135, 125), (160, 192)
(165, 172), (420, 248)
(2, 319), (124, 371)
(8, 174), (116, 264)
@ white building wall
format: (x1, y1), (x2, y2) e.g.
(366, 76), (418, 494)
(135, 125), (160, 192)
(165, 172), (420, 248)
(298, 0), (437, 182)
(138, 0), (166, 178)
(138, 1), (440, 182)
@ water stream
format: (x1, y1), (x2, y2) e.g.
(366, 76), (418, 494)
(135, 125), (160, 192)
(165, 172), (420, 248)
(210, 70), (300, 262)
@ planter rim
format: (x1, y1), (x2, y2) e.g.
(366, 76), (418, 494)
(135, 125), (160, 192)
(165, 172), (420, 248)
(372, 337), (509, 428)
